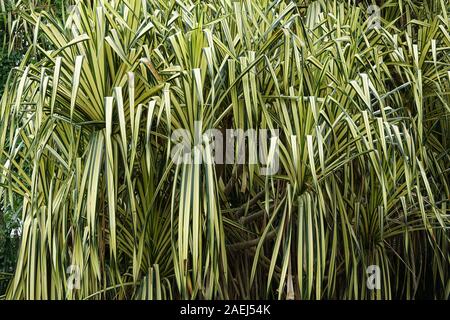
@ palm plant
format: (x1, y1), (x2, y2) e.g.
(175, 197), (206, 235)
(0, 0), (449, 299)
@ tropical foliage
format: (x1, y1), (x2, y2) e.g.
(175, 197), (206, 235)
(0, 0), (449, 299)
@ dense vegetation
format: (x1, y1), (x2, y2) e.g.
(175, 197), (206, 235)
(0, 0), (449, 299)
(0, 0), (68, 295)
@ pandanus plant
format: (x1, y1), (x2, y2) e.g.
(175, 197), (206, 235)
(0, 0), (449, 299)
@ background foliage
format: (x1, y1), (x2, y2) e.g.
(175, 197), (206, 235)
(0, 0), (74, 296)
(0, 0), (449, 299)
